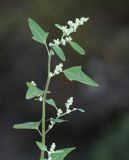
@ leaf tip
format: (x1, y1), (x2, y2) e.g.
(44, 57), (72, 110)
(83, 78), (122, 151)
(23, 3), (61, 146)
(25, 95), (29, 100)
(36, 141), (39, 145)
(94, 82), (99, 87)
(82, 51), (85, 55)
(13, 124), (16, 129)
(63, 57), (66, 61)
(28, 17), (33, 24)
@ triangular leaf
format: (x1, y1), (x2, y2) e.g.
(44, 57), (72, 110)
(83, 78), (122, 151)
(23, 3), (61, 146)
(28, 18), (49, 44)
(63, 66), (98, 87)
(13, 121), (41, 130)
(51, 147), (75, 160)
(69, 41), (85, 55)
(52, 45), (66, 61)
(46, 99), (57, 108)
(36, 141), (47, 151)
(26, 82), (44, 99)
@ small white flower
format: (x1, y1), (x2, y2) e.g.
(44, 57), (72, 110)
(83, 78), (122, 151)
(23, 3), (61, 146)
(50, 143), (56, 152)
(79, 17), (89, 25)
(38, 96), (43, 102)
(49, 42), (54, 47)
(54, 70), (59, 75)
(53, 39), (60, 45)
(67, 20), (73, 26)
(50, 50), (55, 56)
(57, 108), (63, 116)
(61, 39), (66, 46)
(59, 63), (63, 67)
(65, 29), (71, 36)
(75, 18), (80, 24)
(85, 17), (89, 22)
(61, 26), (68, 32)
(61, 26), (71, 36)
(80, 17), (89, 22)
(79, 20), (84, 25)
(73, 23), (78, 29)
(65, 36), (72, 42)
(31, 81), (36, 86)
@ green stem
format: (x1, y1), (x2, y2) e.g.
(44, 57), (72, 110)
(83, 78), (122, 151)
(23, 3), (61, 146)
(41, 45), (51, 159)
(45, 109), (76, 135)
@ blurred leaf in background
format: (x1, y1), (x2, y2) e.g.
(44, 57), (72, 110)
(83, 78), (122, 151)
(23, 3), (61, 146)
(88, 115), (129, 160)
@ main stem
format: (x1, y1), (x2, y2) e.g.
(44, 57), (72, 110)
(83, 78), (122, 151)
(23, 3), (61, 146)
(41, 46), (51, 159)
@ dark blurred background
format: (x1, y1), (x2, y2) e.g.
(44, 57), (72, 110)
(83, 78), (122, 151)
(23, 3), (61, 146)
(0, 0), (129, 160)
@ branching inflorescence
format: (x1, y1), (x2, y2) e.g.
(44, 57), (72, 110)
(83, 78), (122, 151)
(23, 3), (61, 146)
(13, 17), (98, 160)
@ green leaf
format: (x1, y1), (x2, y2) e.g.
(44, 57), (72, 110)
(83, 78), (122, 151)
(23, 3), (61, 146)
(51, 118), (67, 123)
(46, 98), (57, 108)
(69, 41), (85, 55)
(55, 24), (62, 30)
(13, 121), (41, 130)
(36, 141), (47, 151)
(28, 18), (49, 44)
(63, 66), (98, 87)
(52, 45), (66, 61)
(26, 82), (50, 99)
(51, 147), (76, 160)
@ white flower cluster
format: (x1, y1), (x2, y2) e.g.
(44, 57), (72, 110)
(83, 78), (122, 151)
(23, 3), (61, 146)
(49, 39), (60, 47)
(61, 17), (89, 36)
(49, 17), (89, 47)
(31, 81), (36, 86)
(49, 36), (72, 47)
(65, 97), (73, 113)
(54, 63), (63, 75)
(48, 143), (56, 160)
(61, 36), (72, 46)
(49, 63), (63, 78)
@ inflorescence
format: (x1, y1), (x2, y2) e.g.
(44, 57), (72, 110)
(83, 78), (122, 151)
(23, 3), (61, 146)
(49, 17), (89, 47)
(47, 97), (83, 132)
(49, 63), (63, 78)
